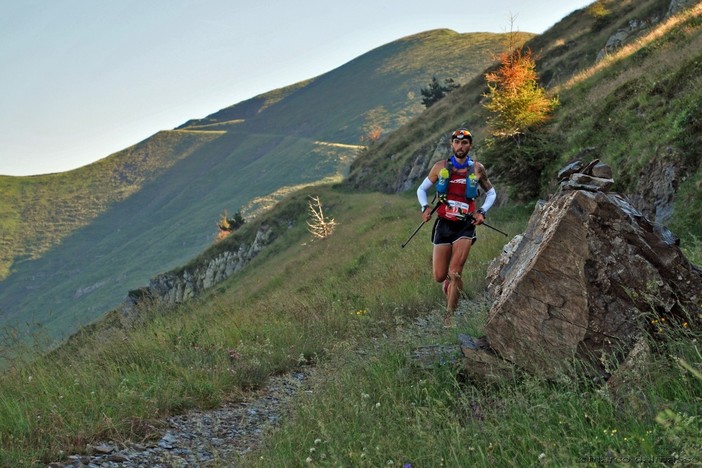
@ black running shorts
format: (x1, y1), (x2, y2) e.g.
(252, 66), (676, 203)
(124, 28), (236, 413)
(431, 217), (477, 245)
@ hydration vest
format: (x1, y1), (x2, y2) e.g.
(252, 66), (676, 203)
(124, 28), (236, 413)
(436, 158), (478, 221)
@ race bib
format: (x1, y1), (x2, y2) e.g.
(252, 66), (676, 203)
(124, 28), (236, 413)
(445, 200), (471, 220)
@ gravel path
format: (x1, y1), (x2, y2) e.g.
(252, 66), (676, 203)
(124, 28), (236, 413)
(54, 369), (314, 467)
(52, 309), (464, 467)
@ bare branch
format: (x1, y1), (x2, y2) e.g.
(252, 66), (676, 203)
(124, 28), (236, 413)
(307, 196), (337, 239)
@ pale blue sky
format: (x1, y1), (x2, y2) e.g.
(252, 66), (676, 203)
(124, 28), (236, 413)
(0, 0), (592, 176)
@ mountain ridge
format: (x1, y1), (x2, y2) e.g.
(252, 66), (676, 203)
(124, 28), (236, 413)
(0, 28), (528, 345)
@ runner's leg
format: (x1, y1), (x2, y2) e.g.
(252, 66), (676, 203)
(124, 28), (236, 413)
(432, 244), (451, 283)
(445, 237), (472, 319)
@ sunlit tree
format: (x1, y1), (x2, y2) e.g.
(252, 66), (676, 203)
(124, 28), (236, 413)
(483, 47), (557, 137)
(216, 209), (245, 241)
(480, 37), (560, 200)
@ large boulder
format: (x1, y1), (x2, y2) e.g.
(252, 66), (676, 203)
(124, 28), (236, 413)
(481, 161), (702, 379)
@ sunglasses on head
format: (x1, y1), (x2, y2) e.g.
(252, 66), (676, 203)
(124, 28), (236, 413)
(451, 129), (472, 141)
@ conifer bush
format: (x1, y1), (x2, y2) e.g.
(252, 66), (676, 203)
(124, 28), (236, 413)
(483, 47), (557, 137)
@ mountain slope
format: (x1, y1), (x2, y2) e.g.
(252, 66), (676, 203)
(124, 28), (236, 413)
(550, 1), (702, 236)
(345, 0), (701, 234)
(0, 29), (530, 345)
(0, 130), (220, 279)
(183, 30), (534, 141)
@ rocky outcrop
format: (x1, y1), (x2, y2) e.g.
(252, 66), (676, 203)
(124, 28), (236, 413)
(473, 160), (702, 380)
(595, 0), (700, 62)
(668, 0), (699, 16)
(628, 148), (685, 224)
(393, 140), (449, 193)
(124, 223), (276, 310)
(596, 18), (657, 62)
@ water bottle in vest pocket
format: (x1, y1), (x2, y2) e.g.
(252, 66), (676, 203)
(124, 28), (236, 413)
(466, 173), (479, 200)
(436, 168), (450, 202)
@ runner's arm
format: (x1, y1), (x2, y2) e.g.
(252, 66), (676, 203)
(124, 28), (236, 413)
(477, 163), (496, 215)
(417, 162), (443, 210)
(480, 188), (496, 213)
(417, 177), (433, 210)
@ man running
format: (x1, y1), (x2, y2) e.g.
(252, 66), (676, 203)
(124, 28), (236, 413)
(416, 128), (497, 326)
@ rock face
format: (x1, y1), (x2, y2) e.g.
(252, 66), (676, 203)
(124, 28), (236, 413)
(482, 160), (702, 379)
(596, 18), (656, 62)
(594, 1), (700, 63)
(394, 140), (449, 193)
(124, 223), (276, 310)
(668, 0), (699, 16)
(628, 150), (684, 225)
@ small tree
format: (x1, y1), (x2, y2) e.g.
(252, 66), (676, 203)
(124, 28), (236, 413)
(361, 106), (389, 143)
(307, 196), (336, 240)
(587, 0), (611, 19)
(360, 125), (383, 145)
(420, 76), (460, 108)
(483, 47), (557, 137)
(481, 38), (560, 200)
(216, 209), (245, 241)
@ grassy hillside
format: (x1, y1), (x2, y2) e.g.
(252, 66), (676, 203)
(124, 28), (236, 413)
(345, 0), (702, 242)
(0, 30), (523, 345)
(0, 131), (356, 343)
(548, 1), (702, 238)
(0, 130), (219, 279)
(1, 186), (700, 465)
(0, 186), (525, 464)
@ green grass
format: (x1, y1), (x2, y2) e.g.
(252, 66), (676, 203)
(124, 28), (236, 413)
(246, 231), (702, 467)
(2, 188), (701, 466)
(0, 189), (525, 465)
(249, 336), (701, 467)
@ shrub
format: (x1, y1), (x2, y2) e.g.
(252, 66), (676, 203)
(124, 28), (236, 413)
(420, 76), (460, 108)
(483, 47), (558, 137)
(479, 125), (560, 201)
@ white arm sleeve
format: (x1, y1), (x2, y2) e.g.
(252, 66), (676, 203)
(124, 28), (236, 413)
(417, 177), (433, 208)
(480, 187), (497, 212)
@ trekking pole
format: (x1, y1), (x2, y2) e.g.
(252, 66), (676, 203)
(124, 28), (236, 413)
(401, 203), (439, 248)
(468, 214), (509, 237)
(481, 221), (509, 237)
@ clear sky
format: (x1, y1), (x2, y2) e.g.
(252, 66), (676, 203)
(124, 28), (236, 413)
(0, 0), (593, 176)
